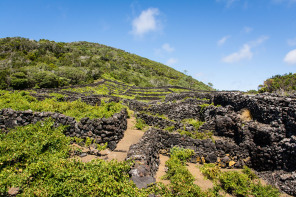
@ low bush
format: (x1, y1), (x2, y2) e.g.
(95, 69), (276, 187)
(134, 118), (147, 130)
(199, 163), (221, 180)
(199, 164), (280, 197)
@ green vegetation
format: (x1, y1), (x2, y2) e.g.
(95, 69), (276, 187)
(0, 122), (215, 196)
(258, 72), (296, 93)
(199, 163), (221, 180)
(0, 119), (146, 196)
(134, 118), (148, 130)
(0, 90), (125, 120)
(157, 147), (210, 196)
(178, 129), (213, 140)
(199, 103), (214, 113)
(200, 164), (280, 197)
(0, 37), (213, 90)
(182, 118), (204, 130)
(245, 89), (258, 94)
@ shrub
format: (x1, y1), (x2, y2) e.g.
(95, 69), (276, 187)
(10, 72), (29, 89)
(199, 163), (221, 180)
(170, 146), (194, 162)
(135, 118), (147, 130)
(251, 183), (280, 197)
(242, 166), (257, 180)
(33, 71), (59, 88)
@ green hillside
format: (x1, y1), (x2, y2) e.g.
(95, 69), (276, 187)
(0, 37), (212, 90)
(258, 73), (296, 93)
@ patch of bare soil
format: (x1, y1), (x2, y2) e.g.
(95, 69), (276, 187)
(155, 154), (170, 185)
(186, 163), (214, 191)
(71, 117), (144, 163)
(106, 117), (144, 161)
(71, 143), (99, 163)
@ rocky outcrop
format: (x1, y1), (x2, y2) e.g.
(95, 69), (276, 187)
(0, 108), (127, 150)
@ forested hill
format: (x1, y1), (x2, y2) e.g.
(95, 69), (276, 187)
(258, 73), (296, 93)
(0, 37), (212, 90)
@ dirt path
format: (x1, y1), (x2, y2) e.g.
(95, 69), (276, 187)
(105, 117), (144, 161)
(186, 163), (214, 191)
(155, 154), (170, 185)
(74, 117), (144, 162)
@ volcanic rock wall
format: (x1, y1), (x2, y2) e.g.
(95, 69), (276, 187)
(31, 93), (102, 106)
(128, 92), (296, 194)
(127, 128), (250, 188)
(0, 108), (127, 150)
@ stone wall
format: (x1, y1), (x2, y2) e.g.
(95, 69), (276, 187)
(0, 108), (127, 150)
(125, 98), (210, 121)
(135, 112), (201, 133)
(213, 92), (296, 137)
(127, 128), (250, 188)
(31, 93), (102, 106)
(201, 104), (296, 172)
(128, 92), (296, 194)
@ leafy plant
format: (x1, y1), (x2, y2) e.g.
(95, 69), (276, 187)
(135, 118), (147, 130)
(219, 171), (251, 196)
(242, 165), (257, 180)
(199, 164), (280, 197)
(199, 163), (221, 180)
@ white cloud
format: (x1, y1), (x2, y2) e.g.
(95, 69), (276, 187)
(249, 36), (269, 47)
(242, 26), (253, 34)
(131, 8), (160, 37)
(222, 36), (269, 63)
(287, 38), (296, 46)
(284, 49), (296, 64)
(222, 44), (253, 63)
(166, 58), (178, 66)
(217, 35), (231, 46)
(162, 43), (174, 53)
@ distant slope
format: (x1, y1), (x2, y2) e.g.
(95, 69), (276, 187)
(258, 73), (296, 93)
(0, 37), (213, 90)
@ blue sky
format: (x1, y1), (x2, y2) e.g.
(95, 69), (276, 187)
(1, 0), (296, 91)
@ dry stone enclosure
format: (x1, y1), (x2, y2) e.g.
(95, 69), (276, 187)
(126, 92), (296, 195)
(1, 80), (296, 196)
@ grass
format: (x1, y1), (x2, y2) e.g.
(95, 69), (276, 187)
(0, 90), (126, 120)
